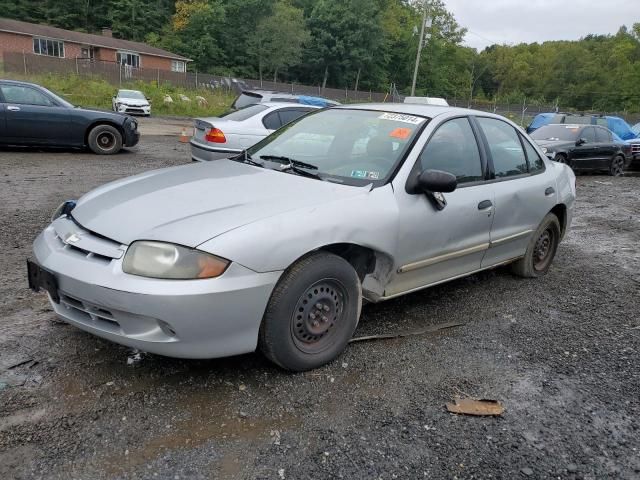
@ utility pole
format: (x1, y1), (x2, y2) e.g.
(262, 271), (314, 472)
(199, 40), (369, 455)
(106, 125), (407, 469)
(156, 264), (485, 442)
(410, 1), (428, 97)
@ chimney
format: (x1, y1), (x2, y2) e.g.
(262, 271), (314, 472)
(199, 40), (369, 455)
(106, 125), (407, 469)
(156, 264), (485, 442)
(101, 28), (112, 37)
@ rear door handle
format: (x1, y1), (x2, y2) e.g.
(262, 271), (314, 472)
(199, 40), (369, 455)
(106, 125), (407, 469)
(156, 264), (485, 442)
(545, 187), (555, 196)
(7, 105), (20, 112)
(478, 200), (493, 210)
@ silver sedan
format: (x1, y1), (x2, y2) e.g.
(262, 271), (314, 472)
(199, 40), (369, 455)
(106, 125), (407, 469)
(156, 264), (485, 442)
(190, 102), (320, 161)
(28, 104), (576, 371)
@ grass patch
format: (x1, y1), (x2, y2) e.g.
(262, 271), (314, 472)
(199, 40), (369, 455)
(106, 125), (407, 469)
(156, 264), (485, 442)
(2, 72), (235, 118)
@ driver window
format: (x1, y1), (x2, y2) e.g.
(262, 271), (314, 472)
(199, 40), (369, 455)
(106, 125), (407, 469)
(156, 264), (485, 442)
(0, 85), (54, 106)
(419, 117), (484, 184)
(582, 127), (596, 143)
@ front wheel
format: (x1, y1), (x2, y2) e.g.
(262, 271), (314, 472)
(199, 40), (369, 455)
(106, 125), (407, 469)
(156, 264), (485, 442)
(87, 124), (123, 155)
(259, 252), (361, 371)
(609, 155), (625, 177)
(511, 213), (561, 278)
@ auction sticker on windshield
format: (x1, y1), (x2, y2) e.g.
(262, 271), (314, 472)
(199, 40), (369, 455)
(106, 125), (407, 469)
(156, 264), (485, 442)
(378, 113), (425, 125)
(351, 170), (380, 180)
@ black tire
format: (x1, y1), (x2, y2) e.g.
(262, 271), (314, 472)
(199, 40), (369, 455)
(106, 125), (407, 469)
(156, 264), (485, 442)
(259, 252), (362, 372)
(553, 153), (567, 165)
(511, 213), (561, 278)
(87, 124), (123, 155)
(609, 155), (625, 177)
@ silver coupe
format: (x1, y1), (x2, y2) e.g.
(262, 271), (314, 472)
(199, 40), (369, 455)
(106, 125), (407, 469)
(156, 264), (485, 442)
(28, 104), (576, 371)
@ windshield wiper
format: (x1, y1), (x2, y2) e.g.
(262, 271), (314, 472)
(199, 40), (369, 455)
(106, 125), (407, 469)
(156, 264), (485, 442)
(232, 150), (264, 167)
(259, 155), (322, 180)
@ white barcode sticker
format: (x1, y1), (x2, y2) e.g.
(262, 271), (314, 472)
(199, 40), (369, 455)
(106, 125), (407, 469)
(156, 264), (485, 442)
(378, 112), (425, 125)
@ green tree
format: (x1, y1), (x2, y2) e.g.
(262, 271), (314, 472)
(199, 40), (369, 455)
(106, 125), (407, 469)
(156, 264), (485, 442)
(249, 1), (310, 82)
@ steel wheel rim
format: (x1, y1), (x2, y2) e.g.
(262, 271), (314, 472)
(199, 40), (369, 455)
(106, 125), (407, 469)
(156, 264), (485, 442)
(612, 157), (624, 176)
(97, 132), (116, 150)
(291, 278), (347, 354)
(533, 228), (555, 271)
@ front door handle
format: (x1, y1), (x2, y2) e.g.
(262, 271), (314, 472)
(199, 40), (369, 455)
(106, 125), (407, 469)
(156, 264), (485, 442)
(545, 187), (555, 196)
(478, 200), (493, 210)
(7, 105), (21, 112)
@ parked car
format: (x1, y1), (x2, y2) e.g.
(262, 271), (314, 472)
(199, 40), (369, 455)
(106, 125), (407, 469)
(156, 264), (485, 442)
(112, 89), (151, 116)
(531, 124), (630, 176)
(527, 112), (638, 140)
(28, 104), (576, 371)
(231, 89), (340, 110)
(0, 80), (139, 154)
(191, 102), (321, 161)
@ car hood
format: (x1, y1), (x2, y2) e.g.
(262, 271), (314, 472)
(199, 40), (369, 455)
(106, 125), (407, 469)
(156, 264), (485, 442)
(72, 160), (365, 247)
(118, 98), (149, 106)
(533, 139), (573, 150)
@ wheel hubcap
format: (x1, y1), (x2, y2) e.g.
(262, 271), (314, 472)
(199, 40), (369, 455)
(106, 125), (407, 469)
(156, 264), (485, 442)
(533, 229), (554, 271)
(291, 280), (346, 354)
(613, 158), (624, 176)
(98, 133), (115, 149)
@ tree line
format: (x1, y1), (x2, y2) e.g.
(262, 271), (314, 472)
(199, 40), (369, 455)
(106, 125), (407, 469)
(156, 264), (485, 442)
(3, 0), (640, 112)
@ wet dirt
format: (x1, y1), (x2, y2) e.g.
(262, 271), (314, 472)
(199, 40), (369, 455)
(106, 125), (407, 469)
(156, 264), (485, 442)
(1, 137), (639, 479)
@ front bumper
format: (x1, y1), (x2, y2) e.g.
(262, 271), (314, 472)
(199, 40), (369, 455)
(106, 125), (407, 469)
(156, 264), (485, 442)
(32, 222), (281, 359)
(115, 104), (151, 116)
(190, 140), (241, 162)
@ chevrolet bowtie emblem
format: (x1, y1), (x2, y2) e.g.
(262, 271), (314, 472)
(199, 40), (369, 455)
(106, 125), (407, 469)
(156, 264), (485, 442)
(64, 233), (81, 244)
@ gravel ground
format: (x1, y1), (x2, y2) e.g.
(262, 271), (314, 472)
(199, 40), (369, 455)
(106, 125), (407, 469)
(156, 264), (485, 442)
(0, 135), (639, 480)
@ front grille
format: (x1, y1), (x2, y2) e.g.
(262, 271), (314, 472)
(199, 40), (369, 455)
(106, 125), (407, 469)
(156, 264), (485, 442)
(53, 231), (113, 265)
(631, 144), (640, 154)
(59, 293), (121, 334)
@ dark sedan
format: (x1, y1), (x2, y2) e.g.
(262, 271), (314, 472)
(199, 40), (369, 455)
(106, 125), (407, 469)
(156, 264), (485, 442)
(531, 124), (630, 176)
(0, 80), (139, 154)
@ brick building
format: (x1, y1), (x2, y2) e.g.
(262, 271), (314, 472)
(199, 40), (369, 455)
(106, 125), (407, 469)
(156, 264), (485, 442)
(0, 18), (190, 72)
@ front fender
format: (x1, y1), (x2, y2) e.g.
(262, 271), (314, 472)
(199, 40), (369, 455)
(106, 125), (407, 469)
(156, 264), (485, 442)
(198, 185), (400, 273)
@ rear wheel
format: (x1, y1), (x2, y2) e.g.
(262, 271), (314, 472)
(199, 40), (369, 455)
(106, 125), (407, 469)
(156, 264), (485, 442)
(553, 153), (567, 165)
(88, 124), (123, 155)
(511, 213), (561, 278)
(259, 252), (361, 371)
(609, 155), (625, 177)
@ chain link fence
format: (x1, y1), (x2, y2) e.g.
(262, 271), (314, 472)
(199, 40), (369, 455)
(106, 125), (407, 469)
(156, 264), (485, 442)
(3, 52), (639, 126)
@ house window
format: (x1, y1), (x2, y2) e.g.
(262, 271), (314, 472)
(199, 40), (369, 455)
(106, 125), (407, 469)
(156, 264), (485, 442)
(116, 51), (140, 68)
(171, 60), (186, 72)
(80, 46), (95, 60)
(33, 37), (65, 58)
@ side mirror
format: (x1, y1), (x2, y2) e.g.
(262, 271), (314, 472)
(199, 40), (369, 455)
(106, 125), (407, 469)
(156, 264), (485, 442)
(576, 138), (587, 146)
(416, 169), (458, 194)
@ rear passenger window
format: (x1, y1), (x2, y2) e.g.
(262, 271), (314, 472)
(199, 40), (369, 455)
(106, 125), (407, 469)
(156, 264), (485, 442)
(262, 111), (282, 130)
(521, 135), (545, 173)
(476, 117), (527, 178)
(278, 108), (312, 126)
(595, 128), (611, 143)
(419, 117), (483, 184)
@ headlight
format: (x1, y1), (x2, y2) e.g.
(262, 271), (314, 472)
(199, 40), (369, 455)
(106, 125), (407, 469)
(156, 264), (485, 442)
(122, 241), (229, 279)
(51, 200), (76, 222)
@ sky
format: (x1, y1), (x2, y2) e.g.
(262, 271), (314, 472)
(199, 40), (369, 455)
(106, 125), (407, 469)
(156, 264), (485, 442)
(443, 0), (638, 50)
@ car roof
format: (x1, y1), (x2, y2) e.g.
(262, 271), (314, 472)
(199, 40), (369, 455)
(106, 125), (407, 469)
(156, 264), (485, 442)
(334, 102), (485, 118)
(0, 79), (44, 88)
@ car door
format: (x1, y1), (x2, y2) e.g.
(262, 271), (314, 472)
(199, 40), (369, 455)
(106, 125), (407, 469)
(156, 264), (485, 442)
(0, 84), (71, 145)
(595, 127), (616, 168)
(0, 102), (6, 141)
(572, 126), (599, 169)
(473, 117), (558, 267)
(387, 116), (494, 297)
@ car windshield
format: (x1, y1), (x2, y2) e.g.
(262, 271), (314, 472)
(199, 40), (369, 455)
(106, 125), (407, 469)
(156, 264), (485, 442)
(119, 90), (146, 100)
(632, 123), (640, 135)
(531, 125), (581, 141)
(219, 104), (269, 121)
(43, 87), (74, 108)
(247, 109), (428, 186)
(232, 92), (262, 109)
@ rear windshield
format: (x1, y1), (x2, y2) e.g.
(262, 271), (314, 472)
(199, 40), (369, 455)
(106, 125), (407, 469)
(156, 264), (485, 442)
(219, 104), (268, 121)
(231, 92), (262, 109)
(531, 125), (581, 141)
(563, 115), (591, 125)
